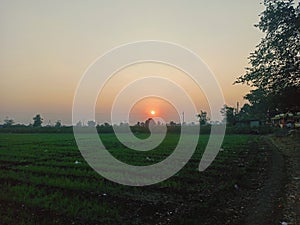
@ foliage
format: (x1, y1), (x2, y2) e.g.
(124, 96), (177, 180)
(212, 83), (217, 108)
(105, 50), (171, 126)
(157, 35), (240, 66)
(220, 105), (236, 125)
(87, 120), (96, 127)
(196, 110), (208, 125)
(76, 121), (82, 127)
(3, 118), (14, 127)
(54, 120), (62, 128)
(235, 0), (300, 113)
(32, 114), (43, 127)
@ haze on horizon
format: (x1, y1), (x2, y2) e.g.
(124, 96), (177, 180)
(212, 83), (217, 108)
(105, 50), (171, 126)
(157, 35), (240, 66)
(0, 0), (264, 125)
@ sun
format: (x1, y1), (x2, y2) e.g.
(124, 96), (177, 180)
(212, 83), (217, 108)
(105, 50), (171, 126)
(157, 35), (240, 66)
(150, 110), (156, 115)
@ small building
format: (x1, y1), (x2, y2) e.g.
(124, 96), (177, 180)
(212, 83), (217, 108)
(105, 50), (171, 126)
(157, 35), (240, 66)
(250, 120), (260, 128)
(235, 119), (262, 128)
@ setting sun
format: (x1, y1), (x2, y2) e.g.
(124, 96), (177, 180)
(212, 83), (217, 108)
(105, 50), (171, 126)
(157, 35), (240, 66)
(150, 110), (156, 115)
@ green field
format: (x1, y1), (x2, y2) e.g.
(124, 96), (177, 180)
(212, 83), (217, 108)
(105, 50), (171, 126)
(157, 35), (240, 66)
(0, 133), (267, 225)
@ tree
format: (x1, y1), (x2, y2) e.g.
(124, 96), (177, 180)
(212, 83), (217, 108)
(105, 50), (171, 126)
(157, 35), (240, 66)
(87, 120), (96, 127)
(196, 111), (208, 125)
(55, 120), (62, 128)
(145, 118), (155, 128)
(168, 121), (177, 126)
(103, 122), (110, 127)
(76, 121), (82, 127)
(235, 0), (300, 112)
(3, 118), (14, 127)
(237, 103), (252, 120)
(33, 114), (43, 127)
(244, 88), (272, 119)
(220, 105), (236, 125)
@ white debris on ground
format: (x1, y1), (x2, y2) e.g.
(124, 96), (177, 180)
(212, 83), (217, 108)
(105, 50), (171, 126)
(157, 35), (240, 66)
(146, 157), (152, 161)
(74, 160), (81, 164)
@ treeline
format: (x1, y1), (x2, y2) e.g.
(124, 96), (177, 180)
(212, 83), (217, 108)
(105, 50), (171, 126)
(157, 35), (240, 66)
(0, 123), (275, 135)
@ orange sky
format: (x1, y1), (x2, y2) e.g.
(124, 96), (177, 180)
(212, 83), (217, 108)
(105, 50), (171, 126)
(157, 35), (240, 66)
(0, 1), (264, 125)
(95, 63), (209, 124)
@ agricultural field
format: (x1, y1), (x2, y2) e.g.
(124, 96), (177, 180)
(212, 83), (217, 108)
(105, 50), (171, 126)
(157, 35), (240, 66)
(0, 133), (277, 225)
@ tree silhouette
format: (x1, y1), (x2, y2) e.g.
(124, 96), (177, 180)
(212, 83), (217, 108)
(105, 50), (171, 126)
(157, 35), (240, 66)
(55, 120), (62, 128)
(145, 118), (155, 128)
(197, 111), (208, 125)
(220, 105), (236, 125)
(235, 0), (300, 112)
(168, 121), (177, 127)
(33, 114), (43, 127)
(87, 120), (96, 127)
(3, 118), (14, 127)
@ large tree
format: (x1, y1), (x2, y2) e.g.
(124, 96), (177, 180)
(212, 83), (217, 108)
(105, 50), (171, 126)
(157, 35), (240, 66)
(236, 0), (300, 113)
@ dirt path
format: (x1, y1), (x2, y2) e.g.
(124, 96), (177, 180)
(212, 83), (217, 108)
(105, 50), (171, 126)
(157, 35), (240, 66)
(244, 132), (300, 225)
(268, 132), (300, 225)
(244, 136), (285, 225)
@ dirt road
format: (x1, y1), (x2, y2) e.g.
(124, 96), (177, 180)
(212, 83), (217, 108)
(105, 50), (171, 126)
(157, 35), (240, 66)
(224, 132), (299, 225)
(268, 131), (300, 225)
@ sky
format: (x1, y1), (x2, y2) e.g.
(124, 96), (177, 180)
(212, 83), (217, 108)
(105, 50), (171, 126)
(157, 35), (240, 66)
(0, 0), (265, 125)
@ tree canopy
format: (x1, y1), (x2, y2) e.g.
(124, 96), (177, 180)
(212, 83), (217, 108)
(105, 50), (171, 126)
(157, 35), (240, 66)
(33, 114), (43, 127)
(236, 0), (300, 114)
(196, 111), (208, 125)
(220, 105), (236, 125)
(3, 118), (14, 127)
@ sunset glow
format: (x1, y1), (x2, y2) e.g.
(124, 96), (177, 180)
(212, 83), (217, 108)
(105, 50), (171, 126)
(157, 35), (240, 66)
(150, 110), (156, 115)
(0, 1), (264, 125)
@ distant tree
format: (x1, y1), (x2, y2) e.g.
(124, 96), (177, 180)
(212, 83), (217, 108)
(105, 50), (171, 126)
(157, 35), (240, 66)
(196, 111), (208, 125)
(87, 120), (96, 127)
(76, 121), (82, 127)
(220, 105), (236, 125)
(118, 122), (129, 127)
(104, 122), (110, 127)
(145, 118), (155, 128)
(55, 120), (62, 128)
(235, 0), (300, 112)
(3, 118), (14, 127)
(168, 121), (177, 126)
(33, 114), (43, 127)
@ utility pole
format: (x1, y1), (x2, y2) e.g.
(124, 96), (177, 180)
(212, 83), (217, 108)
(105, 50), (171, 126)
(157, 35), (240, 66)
(182, 112), (185, 124)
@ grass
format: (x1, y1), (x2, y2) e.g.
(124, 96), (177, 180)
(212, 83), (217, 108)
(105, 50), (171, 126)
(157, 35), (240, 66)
(0, 133), (263, 224)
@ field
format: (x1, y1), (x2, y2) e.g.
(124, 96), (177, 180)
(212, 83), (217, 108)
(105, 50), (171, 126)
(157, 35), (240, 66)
(0, 133), (275, 225)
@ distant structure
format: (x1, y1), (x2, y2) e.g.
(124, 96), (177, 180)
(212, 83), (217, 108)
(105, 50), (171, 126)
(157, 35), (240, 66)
(271, 112), (300, 128)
